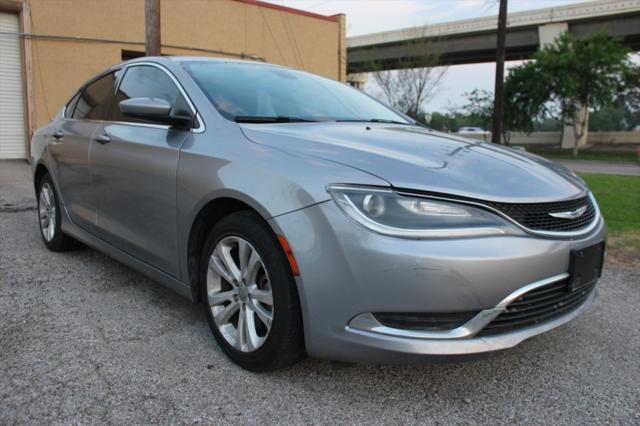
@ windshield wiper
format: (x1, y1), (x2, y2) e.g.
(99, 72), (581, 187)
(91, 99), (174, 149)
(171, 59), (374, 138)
(234, 116), (319, 123)
(336, 118), (411, 125)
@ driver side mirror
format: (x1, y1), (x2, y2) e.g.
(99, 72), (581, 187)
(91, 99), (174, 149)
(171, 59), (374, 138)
(119, 97), (194, 128)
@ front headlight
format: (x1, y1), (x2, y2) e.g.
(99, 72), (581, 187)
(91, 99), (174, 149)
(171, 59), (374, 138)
(327, 184), (523, 238)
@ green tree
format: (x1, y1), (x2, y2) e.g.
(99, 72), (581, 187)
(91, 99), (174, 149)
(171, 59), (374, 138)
(503, 61), (549, 142)
(617, 65), (640, 129)
(589, 105), (626, 131)
(534, 118), (563, 132)
(506, 30), (639, 156)
(462, 89), (493, 132)
(460, 71), (547, 145)
(427, 112), (451, 131)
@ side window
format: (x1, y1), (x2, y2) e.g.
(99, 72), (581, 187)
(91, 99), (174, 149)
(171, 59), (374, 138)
(64, 91), (81, 118)
(72, 72), (118, 120)
(111, 65), (188, 124)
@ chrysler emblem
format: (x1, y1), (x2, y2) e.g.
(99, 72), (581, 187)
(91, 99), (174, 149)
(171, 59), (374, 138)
(549, 206), (587, 219)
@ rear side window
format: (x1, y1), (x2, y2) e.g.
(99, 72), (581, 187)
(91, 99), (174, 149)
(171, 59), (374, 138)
(64, 91), (81, 118)
(72, 72), (119, 120)
(110, 65), (187, 124)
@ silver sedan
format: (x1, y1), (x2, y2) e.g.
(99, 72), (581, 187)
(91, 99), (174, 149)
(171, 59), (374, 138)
(30, 57), (606, 371)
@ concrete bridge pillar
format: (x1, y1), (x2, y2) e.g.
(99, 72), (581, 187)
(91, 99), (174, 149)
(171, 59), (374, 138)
(538, 22), (589, 150)
(347, 73), (368, 90)
(538, 22), (568, 45)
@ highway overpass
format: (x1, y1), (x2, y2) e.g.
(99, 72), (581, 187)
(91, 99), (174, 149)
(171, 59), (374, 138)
(347, 0), (640, 73)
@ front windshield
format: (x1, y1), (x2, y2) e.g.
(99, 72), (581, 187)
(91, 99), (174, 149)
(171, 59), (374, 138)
(181, 61), (410, 124)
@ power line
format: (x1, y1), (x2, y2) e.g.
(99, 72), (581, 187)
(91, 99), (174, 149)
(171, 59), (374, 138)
(279, 11), (301, 67)
(258, 7), (287, 65)
(481, 0), (499, 16)
(283, 11), (306, 69)
(33, 38), (51, 121)
(0, 31), (264, 61)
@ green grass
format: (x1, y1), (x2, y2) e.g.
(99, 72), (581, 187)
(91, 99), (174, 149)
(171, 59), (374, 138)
(530, 149), (638, 162)
(579, 173), (640, 261)
(581, 174), (640, 233)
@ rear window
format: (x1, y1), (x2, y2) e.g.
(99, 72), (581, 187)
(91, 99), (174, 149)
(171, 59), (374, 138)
(64, 91), (81, 118)
(72, 72), (119, 120)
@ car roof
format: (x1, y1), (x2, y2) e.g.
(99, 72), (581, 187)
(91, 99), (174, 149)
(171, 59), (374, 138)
(116, 55), (283, 70)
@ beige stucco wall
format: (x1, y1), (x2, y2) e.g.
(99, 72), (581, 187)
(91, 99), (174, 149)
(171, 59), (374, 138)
(25, 0), (344, 130)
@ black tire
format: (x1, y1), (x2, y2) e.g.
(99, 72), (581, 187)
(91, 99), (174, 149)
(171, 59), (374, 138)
(200, 210), (305, 371)
(36, 173), (79, 252)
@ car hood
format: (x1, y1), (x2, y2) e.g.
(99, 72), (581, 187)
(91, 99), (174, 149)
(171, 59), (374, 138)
(240, 122), (587, 203)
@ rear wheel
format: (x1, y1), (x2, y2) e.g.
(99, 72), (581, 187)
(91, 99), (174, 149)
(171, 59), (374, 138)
(37, 173), (78, 252)
(200, 211), (305, 371)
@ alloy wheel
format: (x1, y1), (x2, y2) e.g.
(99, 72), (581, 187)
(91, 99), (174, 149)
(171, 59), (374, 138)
(206, 236), (274, 352)
(39, 182), (56, 242)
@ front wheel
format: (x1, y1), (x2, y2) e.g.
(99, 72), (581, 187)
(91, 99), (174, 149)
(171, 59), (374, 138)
(37, 173), (78, 252)
(200, 211), (305, 371)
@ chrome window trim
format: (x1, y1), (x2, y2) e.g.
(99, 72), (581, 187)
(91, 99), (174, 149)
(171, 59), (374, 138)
(347, 272), (572, 340)
(107, 120), (171, 130)
(59, 62), (205, 133)
(394, 189), (602, 238)
(58, 115), (172, 131)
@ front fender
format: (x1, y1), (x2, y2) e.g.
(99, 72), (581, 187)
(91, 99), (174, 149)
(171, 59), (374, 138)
(175, 126), (388, 284)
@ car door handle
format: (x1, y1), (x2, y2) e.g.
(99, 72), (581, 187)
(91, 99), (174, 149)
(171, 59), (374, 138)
(52, 130), (64, 140)
(94, 133), (111, 144)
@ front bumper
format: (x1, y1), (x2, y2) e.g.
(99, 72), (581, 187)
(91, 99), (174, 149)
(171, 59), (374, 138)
(269, 200), (606, 363)
(344, 290), (596, 361)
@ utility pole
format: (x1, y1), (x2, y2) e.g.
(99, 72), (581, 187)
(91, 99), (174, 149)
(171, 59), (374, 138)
(491, 0), (508, 144)
(145, 0), (161, 56)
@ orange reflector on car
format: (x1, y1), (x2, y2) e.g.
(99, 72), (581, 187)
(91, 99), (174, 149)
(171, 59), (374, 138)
(277, 235), (300, 276)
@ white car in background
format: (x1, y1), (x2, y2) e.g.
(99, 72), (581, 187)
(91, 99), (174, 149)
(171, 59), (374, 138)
(457, 127), (489, 141)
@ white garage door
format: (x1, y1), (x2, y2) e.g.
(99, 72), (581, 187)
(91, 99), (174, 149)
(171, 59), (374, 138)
(0, 12), (26, 159)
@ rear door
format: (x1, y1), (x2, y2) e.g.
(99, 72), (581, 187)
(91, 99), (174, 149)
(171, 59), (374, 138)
(90, 64), (192, 277)
(49, 72), (120, 232)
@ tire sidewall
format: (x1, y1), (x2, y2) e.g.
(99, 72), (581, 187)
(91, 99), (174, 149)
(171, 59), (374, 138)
(200, 211), (302, 371)
(37, 174), (65, 251)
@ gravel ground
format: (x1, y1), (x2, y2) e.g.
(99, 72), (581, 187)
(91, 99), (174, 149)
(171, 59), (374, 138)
(1, 160), (639, 425)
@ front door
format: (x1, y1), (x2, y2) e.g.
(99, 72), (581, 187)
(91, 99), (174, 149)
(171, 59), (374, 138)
(90, 65), (192, 278)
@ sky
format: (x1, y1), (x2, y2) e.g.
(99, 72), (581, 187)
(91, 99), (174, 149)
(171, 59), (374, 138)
(271, 0), (598, 111)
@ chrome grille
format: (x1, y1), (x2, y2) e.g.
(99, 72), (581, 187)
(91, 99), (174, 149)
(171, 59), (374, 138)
(477, 278), (596, 336)
(487, 196), (596, 232)
(373, 312), (478, 331)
